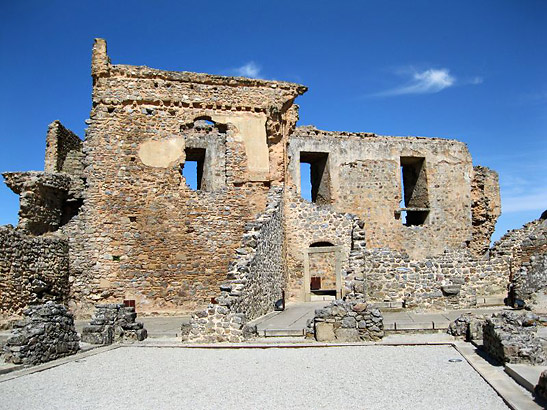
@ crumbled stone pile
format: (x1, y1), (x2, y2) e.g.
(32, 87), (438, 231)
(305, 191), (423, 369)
(482, 311), (546, 365)
(3, 302), (79, 365)
(81, 304), (147, 344)
(448, 312), (487, 341)
(309, 299), (384, 342)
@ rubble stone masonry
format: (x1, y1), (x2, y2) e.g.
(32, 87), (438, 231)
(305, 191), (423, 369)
(0, 38), (522, 320)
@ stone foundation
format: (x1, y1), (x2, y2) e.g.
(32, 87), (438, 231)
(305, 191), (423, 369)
(482, 311), (546, 365)
(447, 313), (487, 341)
(81, 304), (147, 344)
(3, 302), (79, 365)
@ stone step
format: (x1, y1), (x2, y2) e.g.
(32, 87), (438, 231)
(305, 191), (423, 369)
(261, 329), (305, 337)
(476, 296), (505, 306)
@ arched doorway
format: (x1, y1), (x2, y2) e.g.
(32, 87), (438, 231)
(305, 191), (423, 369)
(304, 242), (342, 301)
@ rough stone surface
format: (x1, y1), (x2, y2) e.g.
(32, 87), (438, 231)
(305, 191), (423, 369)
(2, 302), (79, 365)
(1, 37), (536, 324)
(482, 311), (546, 365)
(448, 313), (487, 341)
(0, 226), (69, 317)
(184, 188), (283, 342)
(309, 299), (384, 342)
(81, 304), (147, 344)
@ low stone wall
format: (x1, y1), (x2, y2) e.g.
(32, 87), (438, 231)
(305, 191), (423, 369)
(447, 312), (487, 341)
(184, 188), (284, 343)
(3, 302), (79, 365)
(482, 311), (546, 365)
(0, 226), (70, 317)
(309, 299), (384, 342)
(81, 304), (147, 344)
(360, 247), (508, 309)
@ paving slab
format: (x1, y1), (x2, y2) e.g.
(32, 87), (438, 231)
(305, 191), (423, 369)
(505, 364), (547, 393)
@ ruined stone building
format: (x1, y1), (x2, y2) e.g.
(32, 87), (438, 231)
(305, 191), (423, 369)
(3, 38), (540, 329)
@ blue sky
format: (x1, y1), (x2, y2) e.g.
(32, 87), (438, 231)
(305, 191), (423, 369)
(0, 0), (545, 242)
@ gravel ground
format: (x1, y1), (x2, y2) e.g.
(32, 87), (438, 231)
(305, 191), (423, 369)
(0, 345), (508, 410)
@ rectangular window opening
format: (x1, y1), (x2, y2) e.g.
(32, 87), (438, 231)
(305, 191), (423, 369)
(182, 148), (206, 190)
(300, 151), (331, 204)
(400, 156), (429, 226)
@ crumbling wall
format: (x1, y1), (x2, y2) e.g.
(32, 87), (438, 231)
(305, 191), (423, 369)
(287, 126), (475, 260)
(482, 311), (546, 365)
(0, 226), (69, 317)
(3, 172), (71, 235)
(3, 302), (79, 365)
(469, 166), (501, 256)
(184, 188), (284, 342)
(67, 38), (306, 315)
(495, 217), (547, 307)
(44, 120), (84, 177)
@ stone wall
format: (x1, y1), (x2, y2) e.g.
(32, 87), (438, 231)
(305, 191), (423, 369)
(310, 299), (384, 342)
(494, 218), (547, 307)
(0, 226), (69, 317)
(482, 311), (546, 365)
(44, 120), (84, 176)
(3, 302), (79, 365)
(287, 126), (479, 260)
(284, 188), (354, 301)
(66, 38), (306, 315)
(184, 188), (284, 342)
(469, 166), (501, 256)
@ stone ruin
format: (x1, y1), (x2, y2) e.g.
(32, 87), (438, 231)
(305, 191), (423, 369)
(0, 38), (544, 344)
(482, 311), (546, 366)
(81, 304), (148, 344)
(3, 302), (79, 365)
(307, 300), (384, 342)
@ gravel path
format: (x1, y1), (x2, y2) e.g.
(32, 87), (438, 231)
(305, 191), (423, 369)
(0, 345), (508, 410)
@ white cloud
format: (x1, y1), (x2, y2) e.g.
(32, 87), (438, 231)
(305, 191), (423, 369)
(376, 68), (455, 96)
(232, 61), (261, 78)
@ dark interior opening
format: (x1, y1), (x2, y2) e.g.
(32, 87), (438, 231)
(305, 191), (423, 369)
(300, 151), (331, 204)
(400, 156), (429, 226)
(310, 241), (334, 247)
(183, 148), (206, 190)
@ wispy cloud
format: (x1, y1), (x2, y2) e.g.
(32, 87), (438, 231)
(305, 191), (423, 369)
(502, 190), (547, 213)
(374, 68), (456, 96)
(230, 61), (261, 78)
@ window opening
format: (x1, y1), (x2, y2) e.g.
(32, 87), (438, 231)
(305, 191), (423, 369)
(399, 156), (429, 226)
(300, 152), (331, 204)
(182, 148), (206, 190)
(300, 162), (312, 201)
